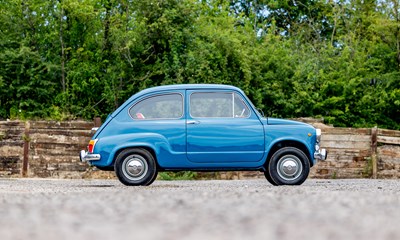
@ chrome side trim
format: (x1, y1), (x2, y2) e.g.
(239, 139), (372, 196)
(80, 150), (101, 162)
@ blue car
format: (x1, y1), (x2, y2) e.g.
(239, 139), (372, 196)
(80, 84), (327, 186)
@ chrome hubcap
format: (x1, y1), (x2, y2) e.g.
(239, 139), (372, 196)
(277, 155), (303, 181)
(122, 155), (148, 180)
(127, 160), (144, 176)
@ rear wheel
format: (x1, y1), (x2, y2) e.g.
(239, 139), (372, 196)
(146, 170), (158, 185)
(114, 148), (157, 186)
(268, 147), (310, 185)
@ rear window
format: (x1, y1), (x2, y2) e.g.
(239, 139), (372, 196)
(129, 93), (183, 120)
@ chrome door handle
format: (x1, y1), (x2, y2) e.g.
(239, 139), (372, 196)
(187, 120), (200, 125)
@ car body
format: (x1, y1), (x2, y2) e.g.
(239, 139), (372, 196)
(80, 84), (327, 186)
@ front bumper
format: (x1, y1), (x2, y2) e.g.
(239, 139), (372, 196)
(314, 148), (327, 161)
(80, 150), (101, 162)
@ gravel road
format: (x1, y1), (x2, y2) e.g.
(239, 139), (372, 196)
(0, 178), (399, 240)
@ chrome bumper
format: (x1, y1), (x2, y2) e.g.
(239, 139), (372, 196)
(80, 150), (101, 162)
(314, 148), (327, 161)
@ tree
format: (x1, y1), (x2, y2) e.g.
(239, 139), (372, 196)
(0, 0), (399, 129)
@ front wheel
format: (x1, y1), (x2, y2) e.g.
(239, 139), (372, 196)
(264, 171), (278, 186)
(268, 147), (310, 185)
(115, 148), (157, 186)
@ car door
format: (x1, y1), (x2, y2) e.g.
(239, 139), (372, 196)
(122, 91), (187, 154)
(186, 90), (265, 163)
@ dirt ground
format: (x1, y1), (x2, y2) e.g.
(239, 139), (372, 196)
(0, 178), (399, 240)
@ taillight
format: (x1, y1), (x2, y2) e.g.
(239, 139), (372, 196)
(87, 139), (98, 153)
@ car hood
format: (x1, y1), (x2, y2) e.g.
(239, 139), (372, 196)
(266, 117), (310, 126)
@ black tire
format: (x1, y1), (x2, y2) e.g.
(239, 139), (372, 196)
(146, 171), (158, 185)
(114, 148), (157, 186)
(268, 147), (310, 186)
(264, 170), (278, 186)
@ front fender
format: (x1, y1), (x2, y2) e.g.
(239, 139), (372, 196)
(264, 125), (316, 164)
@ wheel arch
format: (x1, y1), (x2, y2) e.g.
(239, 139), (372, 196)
(112, 146), (160, 169)
(265, 140), (313, 167)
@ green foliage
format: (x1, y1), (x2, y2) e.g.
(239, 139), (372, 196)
(0, 0), (399, 129)
(158, 171), (198, 181)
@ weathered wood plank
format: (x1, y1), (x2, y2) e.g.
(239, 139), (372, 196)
(30, 121), (95, 130)
(377, 129), (400, 138)
(322, 128), (371, 135)
(29, 129), (92, 137)
(377, 136), (400, 145)
(321, 141), (370, 149)
(322, 134), (371, 142)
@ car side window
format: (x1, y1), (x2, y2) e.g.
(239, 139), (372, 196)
(190, 92), (250, 118)
(129, 93), (183, 120)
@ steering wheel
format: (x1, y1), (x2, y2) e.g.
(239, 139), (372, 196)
(136, 113), (145, 119)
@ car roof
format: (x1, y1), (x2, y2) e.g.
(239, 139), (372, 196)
(138, 84), (241, 94)
(111, 84), (244, 118)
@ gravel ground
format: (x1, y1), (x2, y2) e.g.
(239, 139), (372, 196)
(0, 178), (399, 240)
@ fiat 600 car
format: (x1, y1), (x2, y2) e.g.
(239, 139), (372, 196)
(80, 84), (327, 186)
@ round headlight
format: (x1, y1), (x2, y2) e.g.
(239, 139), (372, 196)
(315, 144), (320, 151)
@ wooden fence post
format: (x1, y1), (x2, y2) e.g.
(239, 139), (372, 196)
(22, 121), (30, 177)
(371, 126), (378, 179)
(94, 117), (102, 128)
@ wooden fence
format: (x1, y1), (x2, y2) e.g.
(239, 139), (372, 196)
(0, 120), (399, 179)
(308, 126), (400, 179)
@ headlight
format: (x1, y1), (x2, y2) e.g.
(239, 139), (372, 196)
(315, 144), (320, 151)
(316, 129), (321, 143)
